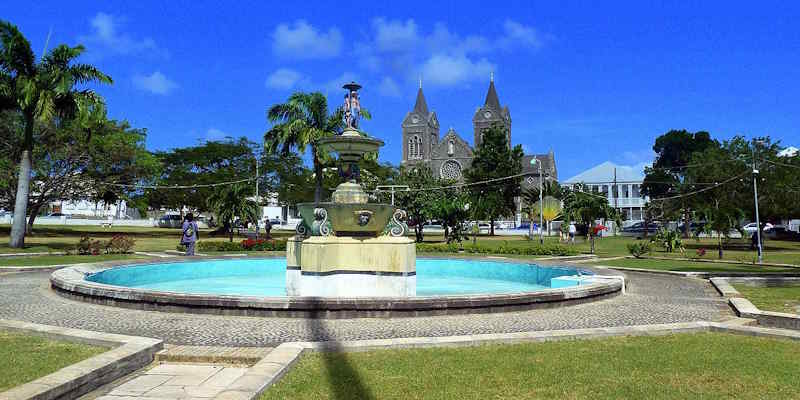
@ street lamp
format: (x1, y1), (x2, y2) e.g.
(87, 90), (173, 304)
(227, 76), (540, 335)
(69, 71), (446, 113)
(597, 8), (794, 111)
(530, 158), (543, 244)
(752, 140), (764, 264)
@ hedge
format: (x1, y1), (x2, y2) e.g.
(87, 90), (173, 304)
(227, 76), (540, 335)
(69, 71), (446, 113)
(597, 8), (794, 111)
(176, 239), (287, 252)
(416, 242), (578, 256)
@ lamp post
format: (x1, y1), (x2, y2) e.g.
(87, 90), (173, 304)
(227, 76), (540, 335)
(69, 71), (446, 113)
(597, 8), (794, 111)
(530, 159), (543, 244)
(752, 140), (763, 264)
(254, 153), (260, 240)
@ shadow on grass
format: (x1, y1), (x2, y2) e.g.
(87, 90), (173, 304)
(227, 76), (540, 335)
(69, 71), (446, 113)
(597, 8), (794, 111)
(306, 306), (374, 400)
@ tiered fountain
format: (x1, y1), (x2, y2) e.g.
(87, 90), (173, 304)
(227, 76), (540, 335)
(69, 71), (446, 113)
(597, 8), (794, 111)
(286, 82), (416, 297)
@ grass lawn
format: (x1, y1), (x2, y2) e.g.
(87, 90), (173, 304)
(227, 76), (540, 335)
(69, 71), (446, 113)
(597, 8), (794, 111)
(732, 283), (800, 314)
(0, 330), (107, 392)
(261, 333), (800, 400)
(0, 254), (146, 267)
(0, 225), (293, 253)
(590, 257), (800, 273)
(0, 225), (798, 266)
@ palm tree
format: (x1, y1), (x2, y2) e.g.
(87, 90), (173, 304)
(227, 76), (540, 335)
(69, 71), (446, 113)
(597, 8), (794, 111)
(265, 92), (345, 203)
(532, 196), (562, 236)
(0, 21), (111, 247)
(209, 184), (259, 242)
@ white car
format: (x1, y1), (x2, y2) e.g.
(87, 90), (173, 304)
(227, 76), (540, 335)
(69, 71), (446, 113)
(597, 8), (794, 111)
(742, 222), (773, 234)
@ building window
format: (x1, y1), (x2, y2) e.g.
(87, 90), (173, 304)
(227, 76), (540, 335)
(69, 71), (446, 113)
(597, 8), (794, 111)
(632, 184), (640, 198)
(408, 135), (423, 160)
(448, 139), (455, 156)
(440, 160), (463, 181)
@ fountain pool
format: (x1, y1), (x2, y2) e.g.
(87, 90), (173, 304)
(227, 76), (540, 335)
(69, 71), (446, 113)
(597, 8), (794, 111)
(85, 258), (586, 297)
(51, 257), (623, 318)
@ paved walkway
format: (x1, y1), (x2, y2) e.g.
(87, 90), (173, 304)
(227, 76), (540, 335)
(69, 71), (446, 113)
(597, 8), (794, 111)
(0, 270), (730, 346)
(93, 363), (247, 400)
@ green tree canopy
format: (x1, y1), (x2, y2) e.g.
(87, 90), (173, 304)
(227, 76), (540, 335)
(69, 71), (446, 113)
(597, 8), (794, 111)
(464, 124), (523, 235)
(0, 20), (112, 247)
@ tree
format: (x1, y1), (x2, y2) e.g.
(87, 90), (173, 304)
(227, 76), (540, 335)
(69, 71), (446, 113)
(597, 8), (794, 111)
(464, 124), (523, 236)
(531, 196), (562, 236)
(394, 166), (439, 242)
(429, 185), (470, 243)
(209, 184), (258, 242)
(0, 111), (158, 232)
(145, 138), (257, 215)
(265, 92), (347, 203)
(0, 21), (112, 247)
(641, 130), (718, 238)
(562, 184), (617, 253)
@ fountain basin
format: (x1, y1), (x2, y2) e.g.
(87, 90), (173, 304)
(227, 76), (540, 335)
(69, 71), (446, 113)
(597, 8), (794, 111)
(50, 257), (624, 318)
(317, 134), (384, 162)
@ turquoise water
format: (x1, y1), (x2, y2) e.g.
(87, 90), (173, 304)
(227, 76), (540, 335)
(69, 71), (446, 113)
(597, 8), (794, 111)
(87, 258), (586, 297)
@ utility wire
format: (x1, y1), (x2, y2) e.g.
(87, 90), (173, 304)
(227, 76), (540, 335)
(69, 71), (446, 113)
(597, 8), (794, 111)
(98, 177), (258, 190)
(763, 159), (800, 170)
(647, 173), (748, 202)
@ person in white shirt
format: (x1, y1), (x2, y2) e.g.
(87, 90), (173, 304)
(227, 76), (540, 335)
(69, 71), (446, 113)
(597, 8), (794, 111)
(568, 222), (577, 243)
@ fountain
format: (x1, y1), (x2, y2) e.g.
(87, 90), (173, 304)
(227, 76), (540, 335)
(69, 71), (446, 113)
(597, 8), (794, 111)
(286, 82), (416, 297)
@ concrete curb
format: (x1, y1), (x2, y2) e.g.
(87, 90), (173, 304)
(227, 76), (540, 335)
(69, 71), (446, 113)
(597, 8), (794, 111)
(710, 277), (800, 330)
(0, 319), (163, 400)
(230, 320), (800, 400)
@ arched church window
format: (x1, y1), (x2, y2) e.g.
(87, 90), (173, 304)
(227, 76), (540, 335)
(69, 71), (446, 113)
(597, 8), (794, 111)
(409, 135), (423, 160)
(448, 139), (455, 156)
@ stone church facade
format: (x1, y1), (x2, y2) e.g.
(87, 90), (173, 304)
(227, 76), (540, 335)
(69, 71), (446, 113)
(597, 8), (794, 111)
(401, 78), (557, 196)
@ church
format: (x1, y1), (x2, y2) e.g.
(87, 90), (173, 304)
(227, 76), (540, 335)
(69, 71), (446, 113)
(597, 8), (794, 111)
(400, 77), (558, 196)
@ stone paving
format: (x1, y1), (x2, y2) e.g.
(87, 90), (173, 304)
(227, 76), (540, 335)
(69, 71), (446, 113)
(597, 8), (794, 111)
(0, 270), (731, 346)
(94, 363), (247, 400)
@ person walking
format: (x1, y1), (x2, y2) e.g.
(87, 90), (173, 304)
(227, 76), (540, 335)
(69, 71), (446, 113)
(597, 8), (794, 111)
(568, 222), (577, 244)
(181, 213), (199, 256)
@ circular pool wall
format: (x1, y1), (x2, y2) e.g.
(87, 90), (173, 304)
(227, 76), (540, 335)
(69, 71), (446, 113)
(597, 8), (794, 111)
(51, 257), (623, 318)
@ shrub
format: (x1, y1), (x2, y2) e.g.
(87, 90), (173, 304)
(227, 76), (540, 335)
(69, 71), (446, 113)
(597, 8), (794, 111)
(654, 228), (684, 253)
(696, 247), (707, 258)
(105, 234), (136, 254)
(76, 235), (103, 255)
(627, 242), (651, 258)
(416, 242), (577, 256)
(197, 241), (244, 252)
(241, 238), (287, 251)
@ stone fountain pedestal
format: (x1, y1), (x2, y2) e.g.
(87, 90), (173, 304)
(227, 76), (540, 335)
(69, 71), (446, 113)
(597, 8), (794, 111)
(285, 114), (415, 298)
(286, 235), (415, 297)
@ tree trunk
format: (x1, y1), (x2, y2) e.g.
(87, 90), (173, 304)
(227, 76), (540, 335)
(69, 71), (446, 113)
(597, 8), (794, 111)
(26, 202), (43, 235)
(490, 217), (495, 236)
(683, 209), (690, 239)
(313, 149), (323, 203)
(443, 225), (450, 242)
(718, 236), (723, 259)
(10, 117), (34, 249)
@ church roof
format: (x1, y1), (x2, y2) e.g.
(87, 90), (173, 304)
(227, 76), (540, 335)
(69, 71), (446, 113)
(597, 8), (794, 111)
(484, 80), (501, 111)
(522, 152), (557, 180)
(413, 87), (429, 115)
(563, 161), (644, 184)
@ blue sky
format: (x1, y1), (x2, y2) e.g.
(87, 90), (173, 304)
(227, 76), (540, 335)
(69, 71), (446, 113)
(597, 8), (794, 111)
(6, 1), (800, 179)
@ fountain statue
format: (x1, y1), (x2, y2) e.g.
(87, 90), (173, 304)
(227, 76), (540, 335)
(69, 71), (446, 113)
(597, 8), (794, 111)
(286, 82), (416, 297)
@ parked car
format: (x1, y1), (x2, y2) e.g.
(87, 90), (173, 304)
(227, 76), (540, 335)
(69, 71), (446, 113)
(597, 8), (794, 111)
(765, 225), (800, 241)
(742, 222), (773, 235)
(676, 221), (705, 234)
(621, 222), (661, 238)
(47, 212), (70, 218)
(158, 214), (183, 228)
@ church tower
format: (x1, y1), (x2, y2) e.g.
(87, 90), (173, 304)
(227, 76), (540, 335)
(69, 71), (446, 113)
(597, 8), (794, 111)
(472, 74), (511, 147)
(401, 80), (439, 166)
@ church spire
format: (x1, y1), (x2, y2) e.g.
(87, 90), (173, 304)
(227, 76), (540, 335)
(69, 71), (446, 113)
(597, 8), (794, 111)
(413, 84), (429, 115)
(484, 76), (501, 111)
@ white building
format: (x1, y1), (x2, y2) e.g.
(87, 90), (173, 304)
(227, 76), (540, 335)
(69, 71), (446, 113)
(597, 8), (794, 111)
(562, 161), (649, 222)
(778, 146), (798, 158)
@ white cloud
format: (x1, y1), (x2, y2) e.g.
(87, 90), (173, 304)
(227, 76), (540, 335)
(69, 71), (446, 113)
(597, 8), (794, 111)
(377, 77), (401, 97)
(265, 68), (307, 90)
(499, 19), (545, 50)
(357, 18), (546, 88)
(132, 71), (177, 95)
(79, 12), (166, 58)
(272, 20), (342, 59)
(205, 128), (231, 141)
(372, 18), (418, 52)
(421, 54), (494, 87)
